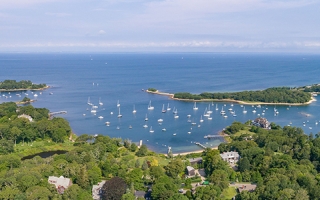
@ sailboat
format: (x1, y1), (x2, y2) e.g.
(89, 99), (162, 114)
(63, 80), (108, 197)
(193, 102), (198, 110)
(220, 107), (225, 115)
(87, 97), (93, 106)
(215, 104), (219, 111)
(207, 104), (213, 114)
(148, 100), (154, 110)
(99, 98), (103, 106)
(243, 106), (247, 114)
(161, 104), (166, 113)
(117, 107), (122, 118)
(203, 108), (209, 117)
(90, 106), (97, 113)
(200, 115), (204, 123)
(117, 100), (120, 107)
(174, 109), (179, 118)
(173, 108), (178, 114)
(233, 110), (237, 117)
(132, 105), (137, 114)
(167, 103), (171, 111)
(149, 126), (154, 133)
(145, 114), (148, 121)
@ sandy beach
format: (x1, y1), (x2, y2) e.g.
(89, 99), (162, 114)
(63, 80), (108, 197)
(146, 90), (316, 106)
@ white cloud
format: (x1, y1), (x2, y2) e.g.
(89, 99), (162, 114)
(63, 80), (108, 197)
(98, 30), (106, 35)
(45, 12), (71, 17)
(1, 40), (318, 50)
(0, 0), (61, 8)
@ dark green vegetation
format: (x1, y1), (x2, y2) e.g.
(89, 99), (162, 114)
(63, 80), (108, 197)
(0, 102), (71, 155)
(174, 87), (312, 103)
(2, 101), (320, 199)
(147, 88), (157, 92)
(299, 84), (320, 93)
(0, 80), (47, 90)
(219, 121), (320, 199)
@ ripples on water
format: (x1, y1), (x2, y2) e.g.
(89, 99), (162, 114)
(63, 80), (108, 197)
(1, 53), (320, 153)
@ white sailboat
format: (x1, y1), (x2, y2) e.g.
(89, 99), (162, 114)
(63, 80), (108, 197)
(200, 115), (204, 123)
(99, 98), (103, 106)
(149, 126), (154, 133)
(161, 104), (166, 113)
(215, 104), (219, 111)
(117, 107), (122, 118)
(203, 108), (209, 117)
(233, 111), (237, 117)
(148, 100), (154, 110)
(132, 105), (137, 114)
(117, 100), (120, 107)
(87, 97), (93, 106)
(243, 106), (247, 113)
(91, 106), (97, 113)
(145, 114), (148, 121)
(220, 107), (225, 114)
(193, 102), (198, 110)
(166, 103), (171, 111)
(207, 104), (213, 114)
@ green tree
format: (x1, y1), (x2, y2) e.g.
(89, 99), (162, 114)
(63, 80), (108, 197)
(0, 139), (14, 154)
(136, 145), (148, 157)
(208, 169), (229, 190)
(165, 159), (185, 178)
(25, 186), (53, 200)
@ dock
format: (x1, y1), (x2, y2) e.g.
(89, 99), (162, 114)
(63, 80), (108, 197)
(49, 111), (67, 118)
(204, 135), (227, 139)
(195, 142), (207, 149)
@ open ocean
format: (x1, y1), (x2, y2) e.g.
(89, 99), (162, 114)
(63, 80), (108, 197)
(1, 52), (320, 154)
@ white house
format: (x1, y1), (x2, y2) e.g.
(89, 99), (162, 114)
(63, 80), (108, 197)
(48, 176), (72, 194)
(220, 151), (240, 164)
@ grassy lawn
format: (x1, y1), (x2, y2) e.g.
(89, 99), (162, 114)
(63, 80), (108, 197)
(14, 139), (75, 158)
(233, 127), (255, 137)
(221, 187), (237, 199)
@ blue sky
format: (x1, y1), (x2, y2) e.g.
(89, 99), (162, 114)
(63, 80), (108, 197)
(0, 0), (319, 52)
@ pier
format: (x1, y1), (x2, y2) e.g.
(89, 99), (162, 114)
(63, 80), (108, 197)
(204, 135), (227, 139)
(195, 142), (207, 149)
(49, 111), (67, 118)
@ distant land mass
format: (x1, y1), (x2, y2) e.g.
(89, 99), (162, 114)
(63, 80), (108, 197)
(0, 80), (47, 91)
(148, 84), (320, 105)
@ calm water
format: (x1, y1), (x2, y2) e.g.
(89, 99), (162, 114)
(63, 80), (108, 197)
(1, 53), (320, 153)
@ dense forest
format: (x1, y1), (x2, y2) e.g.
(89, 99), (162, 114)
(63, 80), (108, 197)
(219, 121), (320, 199)
(0, 102), (71, 154)
(2, 102), (320, 199)
(0, 80), (47, 90)
(174, 87), (312, 103)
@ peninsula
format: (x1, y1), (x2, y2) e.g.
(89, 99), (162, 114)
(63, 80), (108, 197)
(146, 85), (319, 105)
(0, 80), (48, 91)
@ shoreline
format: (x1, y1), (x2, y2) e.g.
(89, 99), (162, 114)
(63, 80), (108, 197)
(0, 85), (50, 92)
(146, 90), (316, 106)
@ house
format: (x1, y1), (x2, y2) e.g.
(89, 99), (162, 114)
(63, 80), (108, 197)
(220, 151), (240, 164)
(18, 114), (33, 122)
(252, 117), (270, 129)
(92, 180), (106, 200)
(48, 176), (72, 194)
(186, 166), (196, 176)
(188, 157), (203, 165)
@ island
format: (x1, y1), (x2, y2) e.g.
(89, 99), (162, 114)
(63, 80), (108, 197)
(0, 80), (48, 91)
(147, 85), (319, 105)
